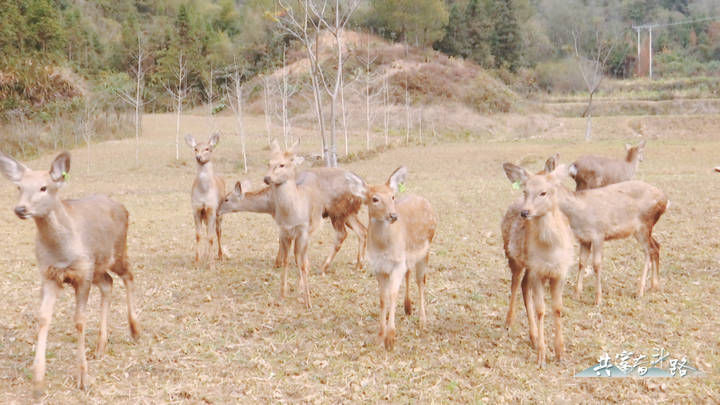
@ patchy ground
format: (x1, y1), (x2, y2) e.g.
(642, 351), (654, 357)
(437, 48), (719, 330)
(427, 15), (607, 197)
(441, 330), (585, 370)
(0, 113), (718, 403)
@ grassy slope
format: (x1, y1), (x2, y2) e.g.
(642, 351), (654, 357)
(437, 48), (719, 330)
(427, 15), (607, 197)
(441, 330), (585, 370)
(0, 113), (718, 403)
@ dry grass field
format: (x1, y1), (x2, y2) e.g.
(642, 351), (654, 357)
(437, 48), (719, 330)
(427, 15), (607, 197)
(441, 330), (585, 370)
(0, 112), (718, 403)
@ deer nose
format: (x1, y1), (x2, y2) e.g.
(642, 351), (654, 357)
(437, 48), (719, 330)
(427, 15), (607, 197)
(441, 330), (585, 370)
(388, 213), (398, 223)
(14, 206), (28, 219)
(263, 176), (271, 185)
(520, 210), (530, 219)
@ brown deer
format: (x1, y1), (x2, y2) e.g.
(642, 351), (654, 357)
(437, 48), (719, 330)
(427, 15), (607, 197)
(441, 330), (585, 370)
(263, 140), (324, 309)
(569, 140), (646, 190)
(218, 175), (366, 272)
(0, 151), (140, 392)
(547, 155), (668, 305)
(185, 133), (226, 268)
(345, 167), (437, 351)
(502, 162), (574, 366)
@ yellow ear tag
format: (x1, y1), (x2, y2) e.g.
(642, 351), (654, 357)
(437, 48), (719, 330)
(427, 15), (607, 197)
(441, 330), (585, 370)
(398, 182), (407, 193)
(512, 181), (521, 190)
(62, 171), (69, 181)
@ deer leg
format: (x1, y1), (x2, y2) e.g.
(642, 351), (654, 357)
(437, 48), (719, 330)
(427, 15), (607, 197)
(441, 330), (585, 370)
(403, 267), (412, 315)
(415, 256), (428, 328)
(550, 277), (565, 363)
(650, 235), (661, 291)
(376, 273), (390, 345)
(346, 215), (367, 270)
(295, 232), (312, 309)
(118, 268), (140, 339)
(94, 272), (113, 358)
(73, 280), (91, 390)
(592, 243), (604, 306)
(505, 259), (524, 330)
(521, 271), (537, 349)
(207, 208), (217, 269)
(33, 278), (60, 395)
(320, 219), (347, 274)
(193, 209), (203, 266)
(278, 234), (292, 299)
(531, 276), (546, 368)
(635, 232), (651, 297)
(384, 267), (404, 351)
(215, 213), (224, 260)
(576, 241), (591, 300)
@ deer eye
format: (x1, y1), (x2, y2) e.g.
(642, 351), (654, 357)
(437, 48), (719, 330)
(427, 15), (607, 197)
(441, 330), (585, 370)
(279, 164), (285, 168)
(372, 197), (379, 203)
(392, 195), (395, 201)
(40, 186), (47, 192)
(539, 191), (547, 197)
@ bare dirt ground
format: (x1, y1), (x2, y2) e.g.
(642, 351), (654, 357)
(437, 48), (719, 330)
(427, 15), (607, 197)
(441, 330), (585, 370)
(0, 112), (718, 403)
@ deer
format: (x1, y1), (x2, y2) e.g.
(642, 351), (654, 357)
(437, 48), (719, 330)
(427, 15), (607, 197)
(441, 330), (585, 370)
(218, 175), (366, 272)
(0, 151), (140, 393)
(345, 166), (437, 351)
(547, 155), (668, 306)
(501, 161), (574, 367)
(185, 133), (226, 268)
(263, 140), (326, 309)
(569, 140), (646, 190)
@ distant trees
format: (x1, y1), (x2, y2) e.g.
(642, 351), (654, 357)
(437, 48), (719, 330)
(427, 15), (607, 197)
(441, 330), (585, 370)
(369, 0), (449, 46)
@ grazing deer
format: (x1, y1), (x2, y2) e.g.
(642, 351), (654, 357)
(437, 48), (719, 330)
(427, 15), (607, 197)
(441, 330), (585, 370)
(218, 175), (366, 272)
(569, 140), (646, 190)
(185, 133), (226, 268)
(0, 151), (139, 392)
(502, 162), (574, 366)
(345, 167), (437, 351)
(547, 155), (667, 305)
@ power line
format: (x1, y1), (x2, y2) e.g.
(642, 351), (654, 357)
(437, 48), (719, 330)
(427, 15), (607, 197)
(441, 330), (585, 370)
(632, 15), (720, 30)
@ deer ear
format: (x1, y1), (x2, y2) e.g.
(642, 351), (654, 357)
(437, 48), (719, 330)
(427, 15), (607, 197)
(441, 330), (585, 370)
(270, 139), (281, 154)
(234, 180), (247, 197)
(0, 150), (28, 183)
(292, 155), (304, 166)
(387, 166), (407, 193)
(49, 152), (71, 183)
(289, 139), (300, 153)
(209, 133), (220, 148)
(185, 134), (197, 148)
(503, 163), (528, 187)
(544, 153), (559, 173)
(638, 140), (646, 148)
(549, 164), (569, 185)
(625, 143), (632, 151)
(345, 172), (367, 198)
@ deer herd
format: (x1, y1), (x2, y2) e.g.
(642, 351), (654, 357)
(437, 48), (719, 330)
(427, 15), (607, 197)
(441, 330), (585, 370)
(0, 136), (668, 393)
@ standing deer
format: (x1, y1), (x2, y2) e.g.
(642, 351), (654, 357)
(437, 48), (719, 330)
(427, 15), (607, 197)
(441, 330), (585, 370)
(218, 175), (366, 272)
(502, 162), (574, 366)
(263, 141), (324, 309)
(185, 133), (226, 268)
(569, 140), (646, 190)
(0, 151), (139, 392)
(548, 154), (668, 305)
(345, 167), (437, 351)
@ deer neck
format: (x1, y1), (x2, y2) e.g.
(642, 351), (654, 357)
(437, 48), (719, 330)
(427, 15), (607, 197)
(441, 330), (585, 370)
(272, 179), (303, 219)
(240, 189), (274, 214)
(530, 206), (568, 247)
(33, 201), (77, 258)
(555, 185), (590, 231)
(195, 162), (215, 193)
(368, 216), (404, 253)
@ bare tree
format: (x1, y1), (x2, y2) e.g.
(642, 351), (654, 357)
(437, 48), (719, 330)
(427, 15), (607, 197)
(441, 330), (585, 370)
(225, 66), (248, 173)
(203, 64), (219, 134)
(278, 0), (360, 167)
(115, 32), (148, 166)
(357, 31), (380, 151)
(165, 51), (188, 160)
(79, 100), (99, 174)
(572, 29), (614, 141)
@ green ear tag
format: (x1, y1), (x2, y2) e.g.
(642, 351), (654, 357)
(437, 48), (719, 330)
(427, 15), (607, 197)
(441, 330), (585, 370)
(512, 181), (521, 190)
(62, 171), (69, 181)
(398, 182), (407, 193)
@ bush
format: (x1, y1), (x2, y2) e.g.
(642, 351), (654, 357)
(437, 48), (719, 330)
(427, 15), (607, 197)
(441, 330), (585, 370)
(532, 58), (585, 93)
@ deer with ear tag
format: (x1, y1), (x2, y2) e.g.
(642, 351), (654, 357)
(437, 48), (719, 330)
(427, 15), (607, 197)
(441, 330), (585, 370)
(345, 166), (437, 351)
(185, 133), (226, 268)
(0, 150), (139, 393)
